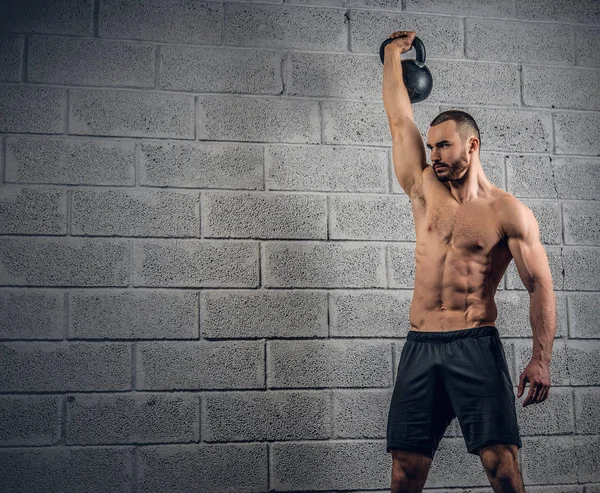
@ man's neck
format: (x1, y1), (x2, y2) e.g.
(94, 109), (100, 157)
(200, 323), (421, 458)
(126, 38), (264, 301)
(447, 160), (493, 204)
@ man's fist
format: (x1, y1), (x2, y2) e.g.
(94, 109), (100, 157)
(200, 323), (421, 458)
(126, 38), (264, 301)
(385, 31), (416, 54)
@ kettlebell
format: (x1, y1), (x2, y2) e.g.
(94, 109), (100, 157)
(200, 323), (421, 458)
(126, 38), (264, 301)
(379, 35), (433, 103)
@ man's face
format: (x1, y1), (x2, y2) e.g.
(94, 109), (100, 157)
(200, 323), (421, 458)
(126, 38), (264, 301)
(426, 120), (470, 183)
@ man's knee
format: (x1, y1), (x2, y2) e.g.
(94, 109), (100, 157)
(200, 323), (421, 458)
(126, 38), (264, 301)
(390, 449), (432, 492)
(479, 443), (523, 485)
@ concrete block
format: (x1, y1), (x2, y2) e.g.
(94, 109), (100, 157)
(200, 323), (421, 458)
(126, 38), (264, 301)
(0, 85), (64, 134)
(521, 199), (562, 245)
(28, 36), (154, 88)
(388, 243), (416, 289)
(516, 0), (600, 25)
(568, 293), (600, 339)
(524, 487), (583, 493)
(201, 289), (327, 339)
(0, 34), (22, 82)
(0, 395), (61, 446)
(524, 66), (600, 111)
(69, 289), (198, 340)
(521, 436), (578, 485)
(0, 341), (131, 391)
(66, 393), (199, 445)
(203, 390), (331, 441)
(203, 191), (326, 239)
(334, 388), (391, 439)
(576, 26), (600, 68)
(505, 245), (562, 291)
(506, 155), (557, 199)
(69, 89), (194, 139)
(563, 247), (600, 291)
(72, 189), (199, 237)
(405, 0), (512, 16)
(0, 447), (132, 493)
(495, 290), (567, 339)
(5, 136), (135, 185)
(281, 0), (387, 5)
(197, 95), (320, 144)
(563, 201), (600, 245)
(225, 4), (346, 51)
(325, 99), (439, 146)
(553, 157), (600, 200)
(574, 387), (600, 434)
(466, 18), (572, 65)
(132, 239), (259, 288)
(160, 45), (281, 94)
(426, 437), (489, 487)
(514, 339), (569, 386)
(330, 194), (415, 241)
(0, 186), (67, 235)
(0, 0), (93, 36)
(136, 444), (267, 493)
(210, 96), (321, 144)
(268, 339), (392, 388)
(271, 441), (389, 490)
(140, 141), (263, 190)
(330, 289), (412, 338)
(98, 0), (221, 44)
(439, 105), (553, 153)
(516, 386), (574, 436)
(267, 144), (389, 193)
(136, 340), (264, 390)
(289, 51), (381, 100)
(426, 60), (520, 107)
(350, 10), (463, 59)
(566, 340), (600, 386)
(0, 237), (129, 287)
(263, 241), (386, 288)
(554, 112), (600, 156)
(480, 152), (505, 190)
(575, 436), (600, 483)
(0, 288), (64, 339)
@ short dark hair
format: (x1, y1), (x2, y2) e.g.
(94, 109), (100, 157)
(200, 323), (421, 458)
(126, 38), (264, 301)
(430, 110), (481, 151)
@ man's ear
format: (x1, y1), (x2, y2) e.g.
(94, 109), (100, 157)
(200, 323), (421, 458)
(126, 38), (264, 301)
(468, 136), (478, 154)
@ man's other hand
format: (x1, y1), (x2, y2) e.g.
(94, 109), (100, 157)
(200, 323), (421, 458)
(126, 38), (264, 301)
(517, 359), (551, 406)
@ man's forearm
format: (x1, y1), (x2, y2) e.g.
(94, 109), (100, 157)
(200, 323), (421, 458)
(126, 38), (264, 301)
(529, 283), (557, 363)
(382, 47), (413, 123)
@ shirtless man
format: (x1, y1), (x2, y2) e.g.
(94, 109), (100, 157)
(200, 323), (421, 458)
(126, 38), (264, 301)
(382, 31), (557, 493)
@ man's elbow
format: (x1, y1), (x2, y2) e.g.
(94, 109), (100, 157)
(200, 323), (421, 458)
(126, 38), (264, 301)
(527, 275), (554, 295)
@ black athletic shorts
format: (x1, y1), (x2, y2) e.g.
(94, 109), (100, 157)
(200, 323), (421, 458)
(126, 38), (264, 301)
(386, 325), (522, 458)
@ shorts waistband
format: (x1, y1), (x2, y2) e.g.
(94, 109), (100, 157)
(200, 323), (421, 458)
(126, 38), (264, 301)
(407, 325), (498, 342)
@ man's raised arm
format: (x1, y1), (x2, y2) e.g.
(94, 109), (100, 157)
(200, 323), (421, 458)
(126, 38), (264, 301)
(382, 31), (427, 198)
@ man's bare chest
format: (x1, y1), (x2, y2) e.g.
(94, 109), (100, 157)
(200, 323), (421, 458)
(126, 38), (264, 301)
(416, 201), (504, 253)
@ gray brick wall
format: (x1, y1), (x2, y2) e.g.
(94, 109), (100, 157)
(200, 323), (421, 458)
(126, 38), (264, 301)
(0, 0), (598, 492)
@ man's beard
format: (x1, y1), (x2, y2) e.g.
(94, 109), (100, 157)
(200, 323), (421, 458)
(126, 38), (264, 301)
(436, 154), (469, 183)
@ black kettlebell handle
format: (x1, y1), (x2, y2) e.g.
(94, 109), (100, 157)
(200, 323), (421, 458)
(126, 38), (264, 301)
(379, 35), (426, 65)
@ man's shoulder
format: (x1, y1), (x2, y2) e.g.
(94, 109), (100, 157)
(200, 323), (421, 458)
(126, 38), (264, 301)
(493, 192), (536, 238)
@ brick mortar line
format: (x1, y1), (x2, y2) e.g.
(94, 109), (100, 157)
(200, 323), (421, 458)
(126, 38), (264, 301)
(0, 434), (599, 450)
(4, 79), (600, 102)
(0, 286), (599, 293)
(17, 1), (600, 28)
(1, 337), (598, 344)
(2, 181), (598, 203)
(2, 132), (600, 158)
